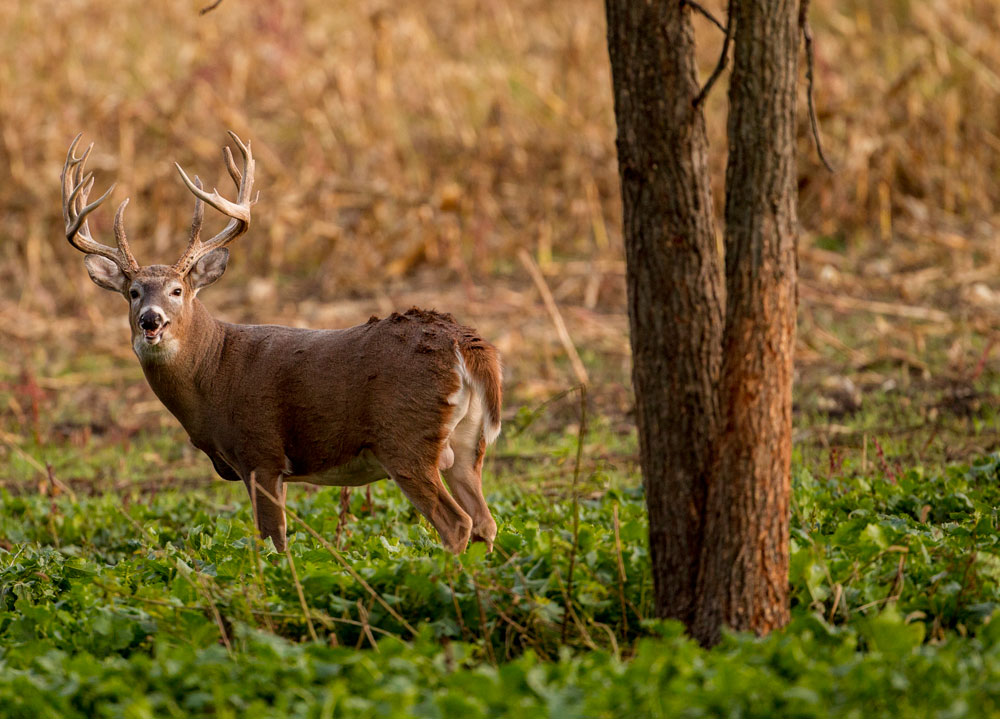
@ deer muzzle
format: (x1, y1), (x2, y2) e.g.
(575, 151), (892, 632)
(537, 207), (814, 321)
(138, 307), (169, 344)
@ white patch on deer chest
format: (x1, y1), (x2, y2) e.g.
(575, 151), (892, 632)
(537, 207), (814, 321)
(133, 334), (180, 362)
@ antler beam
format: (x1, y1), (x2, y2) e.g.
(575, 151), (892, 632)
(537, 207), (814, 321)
(61, 134), (139, 275)
(173, 131), (256, 274)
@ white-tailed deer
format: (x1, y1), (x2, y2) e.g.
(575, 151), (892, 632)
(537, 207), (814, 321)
(62, 132), (501, 553)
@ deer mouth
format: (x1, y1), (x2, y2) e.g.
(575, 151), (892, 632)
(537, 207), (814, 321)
(142, 322), (170, 345)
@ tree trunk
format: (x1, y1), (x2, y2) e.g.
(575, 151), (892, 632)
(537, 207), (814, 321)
(605, 0), (798, 647)
(692, 0), (799, 646)
(605, 0), (724, 627)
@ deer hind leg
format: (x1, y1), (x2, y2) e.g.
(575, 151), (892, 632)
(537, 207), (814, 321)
(244, 470), (288, 552)
(442, 398), (497, 551)
(385, 460), (472, 554)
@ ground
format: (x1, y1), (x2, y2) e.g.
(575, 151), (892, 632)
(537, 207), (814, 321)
(2, 0), (1000, 715)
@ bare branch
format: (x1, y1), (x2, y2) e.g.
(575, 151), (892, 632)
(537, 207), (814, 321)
(683, 0), (727, 33)
(199, 0), (224, 16)
(693, 0), (736, 109)
(800, 0), (834, 172)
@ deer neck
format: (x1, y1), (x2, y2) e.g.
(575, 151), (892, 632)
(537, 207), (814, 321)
(138, 299), (227, 430)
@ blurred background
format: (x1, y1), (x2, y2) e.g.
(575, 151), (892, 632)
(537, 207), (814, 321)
(1, 0), (999, 488)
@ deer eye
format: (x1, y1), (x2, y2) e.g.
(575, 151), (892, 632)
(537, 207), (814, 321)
(171, 288), (182, 297)
(129, 289), (139, 299)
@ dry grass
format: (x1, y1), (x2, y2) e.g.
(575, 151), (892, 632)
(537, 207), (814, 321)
(1, 0), (1000, 482)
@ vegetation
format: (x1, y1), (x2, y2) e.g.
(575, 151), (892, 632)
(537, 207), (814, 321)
(3, 439), (1000, 715)
(2, 0), (1000, 714)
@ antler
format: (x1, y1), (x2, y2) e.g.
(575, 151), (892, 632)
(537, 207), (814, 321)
(173, 131), (256, 274)
(61, 134), (140, 276)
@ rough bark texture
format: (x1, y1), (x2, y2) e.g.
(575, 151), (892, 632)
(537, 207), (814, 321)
(605, 0), (798, 647)
(692, 0), (799, 645)
(605, 0), (724, 627)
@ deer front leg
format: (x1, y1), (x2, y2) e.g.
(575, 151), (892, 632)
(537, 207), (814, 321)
(244, 470), (288, 551)
(388, 466), (473, 554)
(442, 421), (497, 552)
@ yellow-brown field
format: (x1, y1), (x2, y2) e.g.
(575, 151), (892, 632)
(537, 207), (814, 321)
(1, 0), (999, 488)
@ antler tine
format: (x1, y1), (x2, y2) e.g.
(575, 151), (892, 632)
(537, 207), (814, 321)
(189, 176), (205, 242)
(174, 163), (251, 222)
(172, 132), (255, 274)
(112, 197), (139, 269)
(61, 135), (139, 275)
(223, 146), (242, 186)
(173, 176), (206, 266)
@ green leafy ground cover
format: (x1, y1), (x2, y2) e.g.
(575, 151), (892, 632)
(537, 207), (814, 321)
(2, 434), (1000, 716)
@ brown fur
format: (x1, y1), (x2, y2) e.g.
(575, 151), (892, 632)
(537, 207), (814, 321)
(65, 135), (501, 554)
(134, 297), (501, 553)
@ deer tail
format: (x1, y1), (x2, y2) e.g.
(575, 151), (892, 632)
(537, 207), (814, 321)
(458, 338), (503, 444)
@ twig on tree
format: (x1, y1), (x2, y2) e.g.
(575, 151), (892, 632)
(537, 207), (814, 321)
(199, 0), (224, 15)
(682, 0), (727, 33)
(693, 0), (736, 109)
(800, 0), (834, 172)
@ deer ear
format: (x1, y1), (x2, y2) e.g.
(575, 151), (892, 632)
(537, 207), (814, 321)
(188, 248), (229, 292)
(84, 254), (128, 294)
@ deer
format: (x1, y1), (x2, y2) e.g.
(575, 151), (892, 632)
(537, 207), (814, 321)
(61, 132), (502, 554)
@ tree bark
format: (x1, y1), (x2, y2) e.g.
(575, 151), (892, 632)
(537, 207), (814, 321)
(693, 0), (799, 646)
(605, 0), (724, 627)
(605, 0), (798, 647)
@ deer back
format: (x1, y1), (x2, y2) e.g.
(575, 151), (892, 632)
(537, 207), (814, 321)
(141, 307), (489, 478)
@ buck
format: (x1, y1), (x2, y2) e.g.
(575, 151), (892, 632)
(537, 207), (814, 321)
(61, 132), (501, 554)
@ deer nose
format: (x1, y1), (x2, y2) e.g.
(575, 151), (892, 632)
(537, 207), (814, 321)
(138, 309), (165, 331)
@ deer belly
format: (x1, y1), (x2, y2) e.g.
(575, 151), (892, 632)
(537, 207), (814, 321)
(287, 449), (387, 487)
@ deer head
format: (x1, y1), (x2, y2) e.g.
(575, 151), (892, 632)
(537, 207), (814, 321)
(62, 132), (256, 362)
